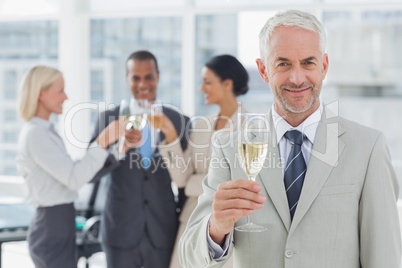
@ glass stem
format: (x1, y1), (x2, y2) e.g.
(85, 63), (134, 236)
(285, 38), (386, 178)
(248, 176), (256, 225)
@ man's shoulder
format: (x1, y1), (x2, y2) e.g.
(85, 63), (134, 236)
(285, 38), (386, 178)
(103, 106), (119, 117)
(338, 116), (380, 134)
(335, 116), (382, 144)
(163, 105), (189, 122)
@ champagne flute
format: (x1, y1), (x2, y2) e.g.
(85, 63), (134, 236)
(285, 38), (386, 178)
(148, 101), (163, 132)
(236, 113), (269, 232)
(127, 99), (148, 131)
(117, 99), (130, 154)
(117, 98), (148, 155)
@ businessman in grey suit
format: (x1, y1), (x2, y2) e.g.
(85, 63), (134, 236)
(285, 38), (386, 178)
(91, 50), (189, 268)
(179, 10), (401, 268)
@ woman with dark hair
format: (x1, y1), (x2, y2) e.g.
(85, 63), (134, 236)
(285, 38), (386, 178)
(159, 55), (249, 268)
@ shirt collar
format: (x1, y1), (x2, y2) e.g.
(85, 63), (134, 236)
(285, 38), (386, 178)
(271, 102), (323, 144)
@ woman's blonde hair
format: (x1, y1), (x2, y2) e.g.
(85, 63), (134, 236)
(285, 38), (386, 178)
(17, 65), (63, 121)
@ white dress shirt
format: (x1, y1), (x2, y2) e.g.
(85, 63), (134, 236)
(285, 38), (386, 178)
(208, 103), (323, 258)
(16, 116), (109, 207)
(272, 103), (323, 173)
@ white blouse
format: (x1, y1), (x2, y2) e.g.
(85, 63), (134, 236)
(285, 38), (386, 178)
(16, 117), (109, 207)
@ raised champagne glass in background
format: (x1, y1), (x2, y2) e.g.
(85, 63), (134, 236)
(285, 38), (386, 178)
(236, 112), (269, 232)
(128, 99), (149, 131)
(118, 99), (130, 154)
(148, 102), (163, 132)
(118, 98), (149, 154)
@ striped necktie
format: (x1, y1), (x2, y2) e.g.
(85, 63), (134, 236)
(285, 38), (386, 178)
(284, 130), (307, 221)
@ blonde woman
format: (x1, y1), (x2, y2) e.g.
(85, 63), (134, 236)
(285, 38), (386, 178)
(159, 55), (249, 268)
(16, 65), (125, 268)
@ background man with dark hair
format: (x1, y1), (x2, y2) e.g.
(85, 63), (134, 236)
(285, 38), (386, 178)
(91, 50), (190, 268)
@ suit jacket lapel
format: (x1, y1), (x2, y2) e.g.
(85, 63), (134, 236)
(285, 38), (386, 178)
(289, 107), (346, 234)
(259, 110), (291, 231)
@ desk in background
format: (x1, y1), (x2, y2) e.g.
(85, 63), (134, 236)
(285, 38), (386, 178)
(0, 195), (34, 268)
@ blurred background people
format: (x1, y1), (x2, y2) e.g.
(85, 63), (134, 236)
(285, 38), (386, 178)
(16, 65), (124, 268)
(159, 54), (249, 268)
(90, 50), (190, 268)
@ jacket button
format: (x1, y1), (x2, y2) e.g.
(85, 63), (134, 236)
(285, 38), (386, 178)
(285, 249), (294, 259)
(144, 200), (148, 204)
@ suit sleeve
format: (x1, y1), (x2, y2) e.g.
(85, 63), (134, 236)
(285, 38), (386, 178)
(179, 137), (234, 268)
(359, 133), (401, 268)
(89, 110), (121, 182)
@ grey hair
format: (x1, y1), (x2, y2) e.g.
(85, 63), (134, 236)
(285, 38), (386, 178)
(259, 10), (326, 63)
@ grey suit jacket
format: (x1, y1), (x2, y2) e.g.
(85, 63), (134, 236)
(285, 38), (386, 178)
(91, 105), (190, 251)
(179, 107), (401, 268)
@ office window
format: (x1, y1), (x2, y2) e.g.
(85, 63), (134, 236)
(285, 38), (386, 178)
(3, 150), (16, 160)
(3, 130), (18, 143)
(4, 165), (17, 176)
(322, 10), (402, 195)
(0, 21), (58, 59)
(0, 0), (60, 16)
(4, 108), (17, 122)
(324, 0), (401, 3)
(324, 10), (402, 97)
(195, 13), (273, 116)
(194, 14), (237, 116)
(91, 69), (104, 101)
(3, 70), (17, 100)
(195, 0), (311, 7)
(0, 20), (58, 176)
(89, 0), (184, 12)
(90, 17), (182, 107)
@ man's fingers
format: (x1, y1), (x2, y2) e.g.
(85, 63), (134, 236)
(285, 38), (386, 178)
(212, 208), (254, 223)
(215, 186), (265, 202)
(125, 130), (141, 139)
(213, 197), (264, 212)
(124, 129), (142, 148)
(218, 179), (262, 193)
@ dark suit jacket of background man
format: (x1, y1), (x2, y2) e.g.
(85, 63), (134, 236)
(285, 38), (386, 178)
(90, 105), (189, 264)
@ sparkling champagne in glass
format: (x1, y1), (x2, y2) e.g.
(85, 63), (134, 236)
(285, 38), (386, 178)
(126, 99), (148, 131)
(236, 113), (269, 232)
(118, 98), (148, 154)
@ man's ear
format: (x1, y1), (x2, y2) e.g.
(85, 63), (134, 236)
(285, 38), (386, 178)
(256, 58), (269, 83)
(321, 53), (329, 80)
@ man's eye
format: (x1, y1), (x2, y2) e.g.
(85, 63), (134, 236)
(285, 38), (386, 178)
(278, 62), (289, 67)
(304, 61), (314, 65)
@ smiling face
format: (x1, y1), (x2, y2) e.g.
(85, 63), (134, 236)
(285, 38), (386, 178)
(201, 67), (230, 106)
(126, 59), (159, 101)
(37, 76), (68, 119)
(256, 26), (328, 122)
